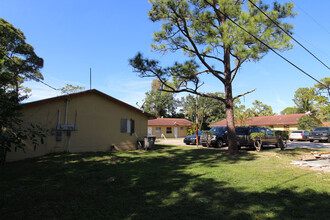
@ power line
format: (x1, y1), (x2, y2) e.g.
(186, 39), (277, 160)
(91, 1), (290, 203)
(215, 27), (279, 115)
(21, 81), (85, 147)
(208, 1), (325, 87)
(5, 54), (61, 91)
(35, 79), (60, 91)
(292, 0), (330, 36)
(247, 0), (330, 71)
(293, 32), (330, 58)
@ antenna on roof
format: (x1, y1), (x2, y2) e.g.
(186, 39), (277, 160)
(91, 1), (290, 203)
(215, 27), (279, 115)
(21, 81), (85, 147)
(90, 68), (92, 91)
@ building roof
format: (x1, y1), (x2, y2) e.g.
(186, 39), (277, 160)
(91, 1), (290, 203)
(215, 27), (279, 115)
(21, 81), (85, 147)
(148, 118), (193, 127)
(211, 113), (311, 127)
(23, 89), (155, 119)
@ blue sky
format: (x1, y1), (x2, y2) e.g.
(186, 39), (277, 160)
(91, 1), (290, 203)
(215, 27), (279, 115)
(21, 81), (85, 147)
(1, 0), (330, 114)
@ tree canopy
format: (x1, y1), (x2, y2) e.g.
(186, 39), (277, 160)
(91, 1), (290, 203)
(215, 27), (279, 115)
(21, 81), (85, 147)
(0, 18), (45, 164)
(313, 77), (330, 122)
(0, 18), (43, 93)
(281, 77), (330, 122)
(142, 90), (178, 117)
(280, 106), (298, 115)
(61, 84), (85, 95)
(181, 93), (226, 128)
(141, 79), (178, 117)
(297, 116), (320, 132)
(234, 100), (274, 126)
(130, 0), (295, 155)
(293, 87), (317, 114)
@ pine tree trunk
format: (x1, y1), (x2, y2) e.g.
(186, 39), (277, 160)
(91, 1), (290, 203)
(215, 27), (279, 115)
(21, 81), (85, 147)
(224, 48), (238, 155)
(225, 90), (238, 155)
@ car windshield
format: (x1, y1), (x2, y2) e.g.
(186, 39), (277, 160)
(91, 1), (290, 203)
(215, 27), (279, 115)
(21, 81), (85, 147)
(313, 127), (329, 132)
(210, 127), (227, 133)
(291, 131), (302, 133)
(235, 127), (248, 135)
(248, 127), (261, 134)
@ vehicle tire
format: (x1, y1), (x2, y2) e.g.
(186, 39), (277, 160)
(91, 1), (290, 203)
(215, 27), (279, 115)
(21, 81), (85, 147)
(202, 144), (207, 147)
(238, 145), (241, 150)
(216, 139), (223, 148)
(310, 140), (314, 143)
(290, 139), (293, 142)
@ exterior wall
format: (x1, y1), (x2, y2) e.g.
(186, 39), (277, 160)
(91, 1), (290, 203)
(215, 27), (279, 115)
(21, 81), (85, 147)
(148, 126), (189, 138)
(260, 124), (298, 131)
(6, 92), (149, 162)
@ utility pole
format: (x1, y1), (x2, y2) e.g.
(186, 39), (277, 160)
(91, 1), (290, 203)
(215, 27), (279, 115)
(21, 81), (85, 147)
(90, 68), (92, 91)
(196, 94), (199, 147)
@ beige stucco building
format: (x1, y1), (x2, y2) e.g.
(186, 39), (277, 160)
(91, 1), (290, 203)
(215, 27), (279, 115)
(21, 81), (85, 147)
(6, 90), (154, 162)
(148, 118), (193, 138)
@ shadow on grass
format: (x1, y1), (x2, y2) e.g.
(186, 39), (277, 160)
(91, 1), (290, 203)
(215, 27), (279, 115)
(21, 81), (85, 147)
(276, 148), (316, 157)
(0, 146), (329, 219)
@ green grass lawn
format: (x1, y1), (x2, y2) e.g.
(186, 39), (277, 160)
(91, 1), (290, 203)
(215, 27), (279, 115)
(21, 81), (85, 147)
(1, 145), (329, 220)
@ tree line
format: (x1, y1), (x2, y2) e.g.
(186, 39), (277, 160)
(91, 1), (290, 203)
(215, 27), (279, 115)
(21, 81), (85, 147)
(142, 77), (329, 130)
(281, 78), (330, 122)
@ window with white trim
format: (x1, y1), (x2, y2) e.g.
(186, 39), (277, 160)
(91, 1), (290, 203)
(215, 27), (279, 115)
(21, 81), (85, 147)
(155, 127), (161, 134)
(121, 119), (135, 134)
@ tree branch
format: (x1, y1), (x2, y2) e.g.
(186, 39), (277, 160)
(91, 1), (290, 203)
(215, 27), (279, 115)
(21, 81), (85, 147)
(169, 5), (225, 84)
(230, 58), (245, 84)
(233, 89), (256, 100)
(161, 87), (225, 103)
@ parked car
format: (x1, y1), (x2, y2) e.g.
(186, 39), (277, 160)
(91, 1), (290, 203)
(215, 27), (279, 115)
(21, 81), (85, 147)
(289, 130), (309, 141)
(201, 126), (284, 149)
(200, 126), (228, 147)
(235, 126), (284, 149)
(183, 131), (204, 145)
(309, 127), (330, 143)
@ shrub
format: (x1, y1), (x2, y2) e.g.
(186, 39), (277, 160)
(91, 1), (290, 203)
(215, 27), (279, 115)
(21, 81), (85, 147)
(274, 130), (289, 140)
(250, 132), (265, 152)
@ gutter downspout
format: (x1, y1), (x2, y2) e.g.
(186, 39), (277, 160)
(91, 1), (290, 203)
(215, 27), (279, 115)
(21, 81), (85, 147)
(65, 99), (70, 152)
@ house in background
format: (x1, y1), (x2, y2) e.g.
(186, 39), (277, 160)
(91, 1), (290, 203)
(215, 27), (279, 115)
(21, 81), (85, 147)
(6, 89), (154, 162)
(323, 122), (330, 127)
(148, 118), (193, 138)
(211, 113), (322, 131)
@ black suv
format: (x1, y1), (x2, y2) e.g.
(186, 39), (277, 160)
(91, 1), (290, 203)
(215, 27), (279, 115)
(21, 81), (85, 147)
(200, 126), (228, 147)
(309, 127), (330, 143)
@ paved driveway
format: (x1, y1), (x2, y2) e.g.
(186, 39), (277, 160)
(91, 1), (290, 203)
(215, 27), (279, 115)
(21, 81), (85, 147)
(285, 141), (330, 150)
(155, 138), (187, 146)
(156, 138), (330, 151)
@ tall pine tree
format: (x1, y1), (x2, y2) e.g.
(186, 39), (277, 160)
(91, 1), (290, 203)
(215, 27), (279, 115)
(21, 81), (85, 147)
(130, 0), (295, 154)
